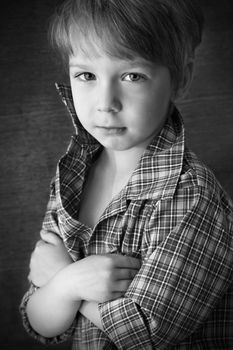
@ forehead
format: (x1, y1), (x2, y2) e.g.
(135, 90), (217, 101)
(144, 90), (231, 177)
(68, 34), (161, 76)
(69, 42), (155, 71)
(69, 24), (138, 62)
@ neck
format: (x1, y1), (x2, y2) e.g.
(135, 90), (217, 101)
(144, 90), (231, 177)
(100, 146), (146, 176)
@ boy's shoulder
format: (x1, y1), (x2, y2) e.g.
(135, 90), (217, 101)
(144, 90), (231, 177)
(182, 147), (219, 189)
(179, 146), (233, 213)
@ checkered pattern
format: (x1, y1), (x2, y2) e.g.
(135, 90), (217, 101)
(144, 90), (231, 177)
(20, 84), (233, 349)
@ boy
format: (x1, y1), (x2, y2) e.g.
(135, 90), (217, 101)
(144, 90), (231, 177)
(20, 0), (233, 349)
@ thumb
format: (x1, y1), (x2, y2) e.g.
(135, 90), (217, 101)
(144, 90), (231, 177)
(40, 229), (62, 245)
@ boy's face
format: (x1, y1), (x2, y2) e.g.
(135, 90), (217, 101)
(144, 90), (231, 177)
(69, 44), (173, 152)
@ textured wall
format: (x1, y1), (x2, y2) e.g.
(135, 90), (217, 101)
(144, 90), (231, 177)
(0, 1), (233, 349)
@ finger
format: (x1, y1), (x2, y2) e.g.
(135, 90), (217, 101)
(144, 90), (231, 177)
(125, 256), (141, 269)
(115, 267), (138, 281)
(40, 229), (62, 245)
(111, 291), (125, 300)
(35, 239), (45, 248)
(27, 273), (31, 282)
(113, 279), (133, 293)
(113, 255), (141, 270)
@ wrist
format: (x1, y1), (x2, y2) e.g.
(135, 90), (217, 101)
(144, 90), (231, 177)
(53, 262), (82, 302)
(79, 301), (104, 331)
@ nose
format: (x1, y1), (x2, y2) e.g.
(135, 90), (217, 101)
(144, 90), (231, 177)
(97, 82), (122, 113)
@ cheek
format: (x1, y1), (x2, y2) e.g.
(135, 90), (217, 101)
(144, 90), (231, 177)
(73, 88), (96, 114)
(73, 95), (89, 115)
(71, 100), (88, 129)
(148, 88), (171, 117)
(136, 97), (163, 120)
(137, 95), (171, 132)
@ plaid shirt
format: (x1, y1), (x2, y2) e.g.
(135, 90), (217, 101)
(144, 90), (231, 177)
(20, 84), (233, 350)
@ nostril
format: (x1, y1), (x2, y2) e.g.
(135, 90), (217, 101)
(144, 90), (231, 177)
(98, 106), (119, 113)
(97, 100), (122, 114)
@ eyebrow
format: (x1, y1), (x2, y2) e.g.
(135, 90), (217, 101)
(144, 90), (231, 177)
(69, 60), (154, 70)
(126, 59), (154, 68)
(69, 63), (89, 69)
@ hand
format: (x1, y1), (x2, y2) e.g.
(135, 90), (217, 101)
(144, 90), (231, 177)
(28, 230), (72, 287)
(57, 254), (141, 303)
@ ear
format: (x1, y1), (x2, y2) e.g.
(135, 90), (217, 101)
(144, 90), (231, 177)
(174, 58), (195, 101)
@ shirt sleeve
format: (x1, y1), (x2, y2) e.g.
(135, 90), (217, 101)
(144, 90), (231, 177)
(19, 283), (77, 345)
(19, 176), (76, 344)
(41, 176), (61, 235)
(99, 185), (233, 349)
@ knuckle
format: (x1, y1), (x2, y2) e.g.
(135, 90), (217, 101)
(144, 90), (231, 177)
(29, 259), (33, 269)
(36, 239), (42, 247)
(104, 270), (111, 282)
(105, 255), (114, 267)
(29, 254), (35, 267)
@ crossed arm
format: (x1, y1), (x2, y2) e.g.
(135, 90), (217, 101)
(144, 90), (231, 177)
(26, 229), (140, 337)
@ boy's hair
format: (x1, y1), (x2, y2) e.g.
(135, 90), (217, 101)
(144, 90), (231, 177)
(49, 0), (204, 90)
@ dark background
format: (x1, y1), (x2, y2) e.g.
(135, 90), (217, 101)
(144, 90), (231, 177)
(0, 1), (233, 349)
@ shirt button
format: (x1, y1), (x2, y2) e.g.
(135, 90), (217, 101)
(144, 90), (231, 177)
(151, 319), (158, 329)
(109, 245), (118, 253)
(59, 216), (66, 224)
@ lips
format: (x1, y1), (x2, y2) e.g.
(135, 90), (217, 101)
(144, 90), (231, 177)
(96, 126), (126, 135)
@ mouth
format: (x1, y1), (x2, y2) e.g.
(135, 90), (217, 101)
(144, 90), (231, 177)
(96, 126), (126, 135)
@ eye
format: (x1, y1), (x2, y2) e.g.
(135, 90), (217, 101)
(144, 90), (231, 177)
(75, 72), (96, 81)
(123, 73), (146, 82)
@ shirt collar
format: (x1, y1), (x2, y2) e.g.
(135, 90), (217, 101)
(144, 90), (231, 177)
(127, 108), (185, 200)
(56, 83), (185, 201)
(55, 83), (99, 146)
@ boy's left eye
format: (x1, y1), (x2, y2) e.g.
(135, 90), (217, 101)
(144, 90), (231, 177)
(122, 73), (145, 82)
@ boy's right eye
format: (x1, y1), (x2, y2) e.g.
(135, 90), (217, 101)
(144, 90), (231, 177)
(75, 72), (96, 81)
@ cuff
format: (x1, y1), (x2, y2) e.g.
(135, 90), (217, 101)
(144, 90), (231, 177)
(19, 284), (75, 345)
(99, 298), (153, 350)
